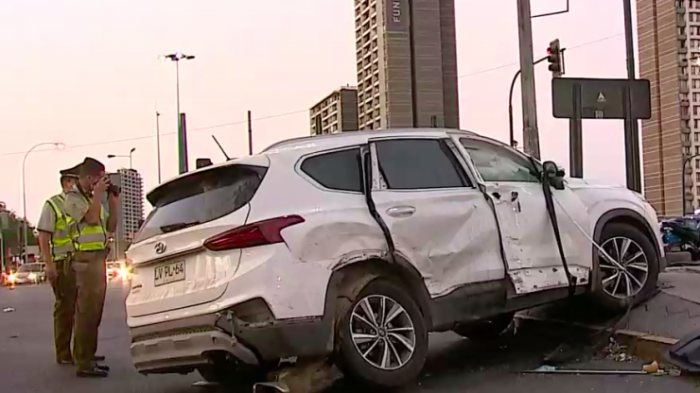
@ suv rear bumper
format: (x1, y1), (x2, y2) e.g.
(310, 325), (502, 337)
(129, 310), (333, 374)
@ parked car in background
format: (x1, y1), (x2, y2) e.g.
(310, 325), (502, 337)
(8, 263), (46, 285)
(125, 128), (665, 389)
(107, 260), (133, 281)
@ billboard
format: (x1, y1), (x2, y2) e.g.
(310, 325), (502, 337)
(386, 0), (408, 33)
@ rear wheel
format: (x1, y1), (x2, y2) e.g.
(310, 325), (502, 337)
(335, 279), (428, 388)
(592, 222), (659, 310)
(452, 312), (515, 340)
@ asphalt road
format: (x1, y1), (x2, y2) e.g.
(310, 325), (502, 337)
(1, 282), (698, 393)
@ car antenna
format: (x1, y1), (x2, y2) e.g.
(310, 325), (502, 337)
(211, 135), (231, 160)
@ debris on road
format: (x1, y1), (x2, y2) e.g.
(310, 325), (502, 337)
(523, 366), (648, 375)
(604, 337), (633, 363)
(643, 360), (660, 374)
(2, 307), (15, 313)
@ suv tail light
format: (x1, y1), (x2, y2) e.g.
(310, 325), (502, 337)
(203, 215), (305, 251)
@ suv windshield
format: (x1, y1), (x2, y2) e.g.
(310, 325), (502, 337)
(134, 164), (267, 243)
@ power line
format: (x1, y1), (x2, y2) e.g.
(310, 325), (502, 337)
(1, 34), (623, 158)
(0, 109), (309, 157)
(457, 33), (623, 79)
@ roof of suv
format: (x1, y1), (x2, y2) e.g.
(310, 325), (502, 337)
(261, 128), (479, 154)
(150, 128), (496, 196)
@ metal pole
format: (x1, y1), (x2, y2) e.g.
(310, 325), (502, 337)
(22, 152), (28, 265)
(156, 111), (161, 183)
(516, 0), (541, 159)
(570, 83), (583, 178)
(623, 0), (641, 192)
(176, 59), (181, 134)
(247, 110), (253, 155)
(509, 69), (522, 148)
(129, 152), (133, 169)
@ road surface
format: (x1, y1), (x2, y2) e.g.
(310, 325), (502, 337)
(1, 282), (698, 392)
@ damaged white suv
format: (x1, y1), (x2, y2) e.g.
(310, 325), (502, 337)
(126, 129), (665, 388)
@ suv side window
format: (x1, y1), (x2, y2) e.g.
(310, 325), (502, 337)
(459, 138), (539, 183)
(301, 148), (363, 193)
(375, 139), (471, 190)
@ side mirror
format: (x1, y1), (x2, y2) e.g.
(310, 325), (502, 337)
(542, 161), (566, 190)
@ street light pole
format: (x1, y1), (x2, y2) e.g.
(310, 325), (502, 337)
(156, 110), (162, 183)
(161, 52), (195, 174)
(21, 142), (65, 265)
(508, 55), (549, 149)
(107, 148), (136, 169)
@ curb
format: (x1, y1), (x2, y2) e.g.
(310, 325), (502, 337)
(515, 315), (679, 363)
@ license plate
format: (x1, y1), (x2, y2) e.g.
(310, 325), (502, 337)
(154, 261), (186, 287)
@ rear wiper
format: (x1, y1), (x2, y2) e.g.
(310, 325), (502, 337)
(160, 221), (200, 233)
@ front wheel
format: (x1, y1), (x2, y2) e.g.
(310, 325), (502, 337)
(591, 222), (660, 310)
(335, 279), (428, 388)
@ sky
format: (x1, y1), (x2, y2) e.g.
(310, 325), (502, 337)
(0, 0), (635, 224)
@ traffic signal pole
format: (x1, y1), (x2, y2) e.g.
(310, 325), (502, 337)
(623, 0), (642, 193)
(516, 0), (541, 160)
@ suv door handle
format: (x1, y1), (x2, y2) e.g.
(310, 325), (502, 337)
(386, 205), (416, 218)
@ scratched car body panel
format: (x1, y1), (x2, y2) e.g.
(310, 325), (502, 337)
(124, 128), (663, 383)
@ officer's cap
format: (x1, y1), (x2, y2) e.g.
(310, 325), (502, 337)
(59, 162), (82, 179)
(79, 157), (106, 176)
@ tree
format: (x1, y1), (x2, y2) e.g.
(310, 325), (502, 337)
(0, 203), (37, 258)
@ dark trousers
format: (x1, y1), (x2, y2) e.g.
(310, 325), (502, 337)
(72, 250), (107, 371)
(51, 258), (77, 362)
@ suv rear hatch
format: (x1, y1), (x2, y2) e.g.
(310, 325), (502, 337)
(126, 156), (269, 317)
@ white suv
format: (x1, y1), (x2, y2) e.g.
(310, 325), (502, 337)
(125, 129), (664, 388)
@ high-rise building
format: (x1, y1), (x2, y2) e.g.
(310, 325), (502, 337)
(637, 0), (691, 218)
(310, 86), (359, 135)
(111, 168), (144, 258)
(354, 0), (460, 130)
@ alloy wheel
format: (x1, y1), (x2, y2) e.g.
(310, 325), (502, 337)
(349, 294), (416, 371)
(599, 236), (649, 299)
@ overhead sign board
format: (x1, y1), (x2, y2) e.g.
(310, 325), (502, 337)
(552, 78), (651, 120)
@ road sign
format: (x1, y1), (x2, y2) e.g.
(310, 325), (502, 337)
(552, 78), (651, 120)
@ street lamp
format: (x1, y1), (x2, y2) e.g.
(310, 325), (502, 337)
(22, 142), (65, 265)
(107, 147), (136, 169)
(160, 52), (195, 131)
(160, 52), (195, 174)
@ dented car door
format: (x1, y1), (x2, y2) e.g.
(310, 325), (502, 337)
(367, 136), (505, 298)
(455, 136), (590, 295)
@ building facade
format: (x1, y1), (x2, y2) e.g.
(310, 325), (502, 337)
(310, 86), (359, 135)
(354, 0), (460, 130)
(111, 168), (144, 258)
(637, 0), (691, 218)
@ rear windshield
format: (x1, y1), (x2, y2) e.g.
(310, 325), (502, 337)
(134, 164), (267, 243)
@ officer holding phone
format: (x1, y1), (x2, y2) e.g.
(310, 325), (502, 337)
(63, 157), (118, 378)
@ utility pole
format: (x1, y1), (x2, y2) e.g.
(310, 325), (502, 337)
(623, 0), (642, 193)
(247, 110), (253, 155)
(156, 110), (162, 183)
(516, 0), (541, 159)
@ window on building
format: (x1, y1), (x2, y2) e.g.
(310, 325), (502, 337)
(375, 139), (471, 190)
(300, 148), (363, 193)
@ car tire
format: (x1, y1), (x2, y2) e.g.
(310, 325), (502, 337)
(335, 278), (428, 388)
(452, 312), (515, 340)
(591, 222), (660, 310)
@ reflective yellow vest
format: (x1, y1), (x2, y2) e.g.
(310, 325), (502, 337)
(45, 193), (79, 261)
(73, 193), (107, 252)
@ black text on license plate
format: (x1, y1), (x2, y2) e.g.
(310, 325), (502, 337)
(154, 261), (185, 286)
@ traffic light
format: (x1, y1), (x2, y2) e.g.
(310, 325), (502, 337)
(547, 39), (563, 78)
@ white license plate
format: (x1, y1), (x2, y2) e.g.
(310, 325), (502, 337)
(154, 261), (186, 287)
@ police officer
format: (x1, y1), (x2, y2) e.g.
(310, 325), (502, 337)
(64, 157), (117, 378)
(36, 163), (81, 365)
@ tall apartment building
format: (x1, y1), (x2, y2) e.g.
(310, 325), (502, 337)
(354, 0), (460, 130)
(310, 86), (359, 135)
(637, 0), (697, 218)
(110, 168), (144, 258)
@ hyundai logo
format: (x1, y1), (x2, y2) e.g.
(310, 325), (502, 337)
(154, 242), (166, 254)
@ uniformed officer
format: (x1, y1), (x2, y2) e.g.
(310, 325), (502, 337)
(36, 163), (81, 365)
(64, 157), (117, 378)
